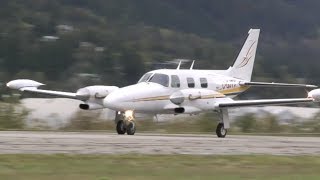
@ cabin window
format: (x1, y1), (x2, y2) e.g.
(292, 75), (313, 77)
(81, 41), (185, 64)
(200, 78), (208, 88)
(171, 75), (180, 88)
(149, 73), (169, 87)
(187, 77), (195, 88)
(138, 73), (152, 83)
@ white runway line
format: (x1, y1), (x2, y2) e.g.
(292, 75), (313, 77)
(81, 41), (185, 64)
(0, 131), (319, 155)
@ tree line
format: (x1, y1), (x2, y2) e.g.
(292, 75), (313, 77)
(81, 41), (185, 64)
(1, 0), (320, 98)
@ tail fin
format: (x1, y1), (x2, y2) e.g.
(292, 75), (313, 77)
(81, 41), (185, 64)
(227, 29), (260, 81)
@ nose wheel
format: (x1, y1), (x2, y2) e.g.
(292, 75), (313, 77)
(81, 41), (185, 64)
(216, 123), (227, 138)
(116, 120), (136, 135)
(126, 121), (136, 135)
(115, 111), (136, 135)
(116, 120), (126, 134)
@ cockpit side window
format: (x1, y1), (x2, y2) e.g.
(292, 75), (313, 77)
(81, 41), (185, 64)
(187, 77), (195, 88)
(138, 73), (152, 83)
(148, 73), (169, 87)
(171, 75), (180, 88)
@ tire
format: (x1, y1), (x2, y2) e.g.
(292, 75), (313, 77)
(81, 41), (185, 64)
(116, 120), (126, 134)
(216, 123), (227, 138)
(126, 121), (136, 135)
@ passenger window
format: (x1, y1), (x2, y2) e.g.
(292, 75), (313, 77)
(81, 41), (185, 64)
(187, 78), (195, 88)
(200, 78), (208, 88)
(171, 75), (180, 88)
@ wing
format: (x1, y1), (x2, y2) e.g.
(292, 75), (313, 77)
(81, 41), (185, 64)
(20, 87), (79, 99)
(240, 81), (317, 88)
(216, 98), (313, 108)
(6, 79), (85, 100)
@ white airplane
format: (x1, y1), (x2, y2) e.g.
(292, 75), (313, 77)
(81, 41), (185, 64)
(6, 29), (320, 138)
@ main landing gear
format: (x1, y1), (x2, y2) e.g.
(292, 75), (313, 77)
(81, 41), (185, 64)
(216, 123), (227, 138)
(115, 111), (136, 135)
(215, 109), (230, 138)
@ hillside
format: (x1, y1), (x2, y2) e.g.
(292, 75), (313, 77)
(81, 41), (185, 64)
(1, 0), (320, 98)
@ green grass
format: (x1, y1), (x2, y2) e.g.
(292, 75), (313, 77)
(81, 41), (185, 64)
(0, 154), (320, 180)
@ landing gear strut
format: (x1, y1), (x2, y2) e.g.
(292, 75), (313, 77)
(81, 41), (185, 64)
(115, 111), (136, 135)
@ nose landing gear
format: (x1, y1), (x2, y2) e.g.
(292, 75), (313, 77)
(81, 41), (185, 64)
(115, 111), (136, 135)
(126, 121), (136, 135)
(116, 120), (126, 134)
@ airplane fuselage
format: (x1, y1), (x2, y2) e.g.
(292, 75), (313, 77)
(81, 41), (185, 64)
(104, 69), (249, 114)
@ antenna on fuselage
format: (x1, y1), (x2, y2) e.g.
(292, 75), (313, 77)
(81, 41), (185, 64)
(190, 60), (195, 70)
(176, 60), (182, 70)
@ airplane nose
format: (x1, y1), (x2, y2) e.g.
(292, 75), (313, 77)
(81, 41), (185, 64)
(103, 92), (126, 111)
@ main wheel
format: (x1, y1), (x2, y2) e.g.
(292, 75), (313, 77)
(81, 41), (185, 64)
(116, 120), (126, 134)
(216, 123), (227, 138)
(126, 121), (136, 135)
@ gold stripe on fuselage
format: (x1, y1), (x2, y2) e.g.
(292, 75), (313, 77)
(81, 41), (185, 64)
(218, 86), (250, 95)
(132, 95), (170, 102)
(131, 86), (250, 102)
(200, 94), (226, 99)
(133, 94), (226, 102)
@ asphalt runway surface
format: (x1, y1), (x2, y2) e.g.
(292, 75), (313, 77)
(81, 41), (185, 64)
(0, 131), (319, 155)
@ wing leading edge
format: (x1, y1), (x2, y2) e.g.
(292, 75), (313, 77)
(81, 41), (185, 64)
(20, 87), (79, 99)
(216, 98), (313, 108)
(240, 81), (317, 88)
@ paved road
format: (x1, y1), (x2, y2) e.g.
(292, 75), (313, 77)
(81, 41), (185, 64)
(0, 131), (319, 155)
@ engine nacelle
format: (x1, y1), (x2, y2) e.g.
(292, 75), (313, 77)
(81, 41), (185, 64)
(308, 89), (320, 102)
(76, 86), (119, 100)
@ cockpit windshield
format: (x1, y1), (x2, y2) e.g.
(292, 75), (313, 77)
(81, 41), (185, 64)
(138, 73), (169, 87)
(138, 73), (152, 83)
(148, 73), (169, 87)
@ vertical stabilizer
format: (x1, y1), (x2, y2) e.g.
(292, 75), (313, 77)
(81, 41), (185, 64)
(227, 29), (260, 81)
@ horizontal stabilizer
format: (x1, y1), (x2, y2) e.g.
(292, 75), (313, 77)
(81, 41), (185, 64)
(240, 81), (317, 88)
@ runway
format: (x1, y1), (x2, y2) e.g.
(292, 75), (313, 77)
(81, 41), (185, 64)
(0, 131), (319, 155)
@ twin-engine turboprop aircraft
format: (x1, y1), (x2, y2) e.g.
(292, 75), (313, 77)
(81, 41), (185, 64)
(6, 29), (320, 137)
